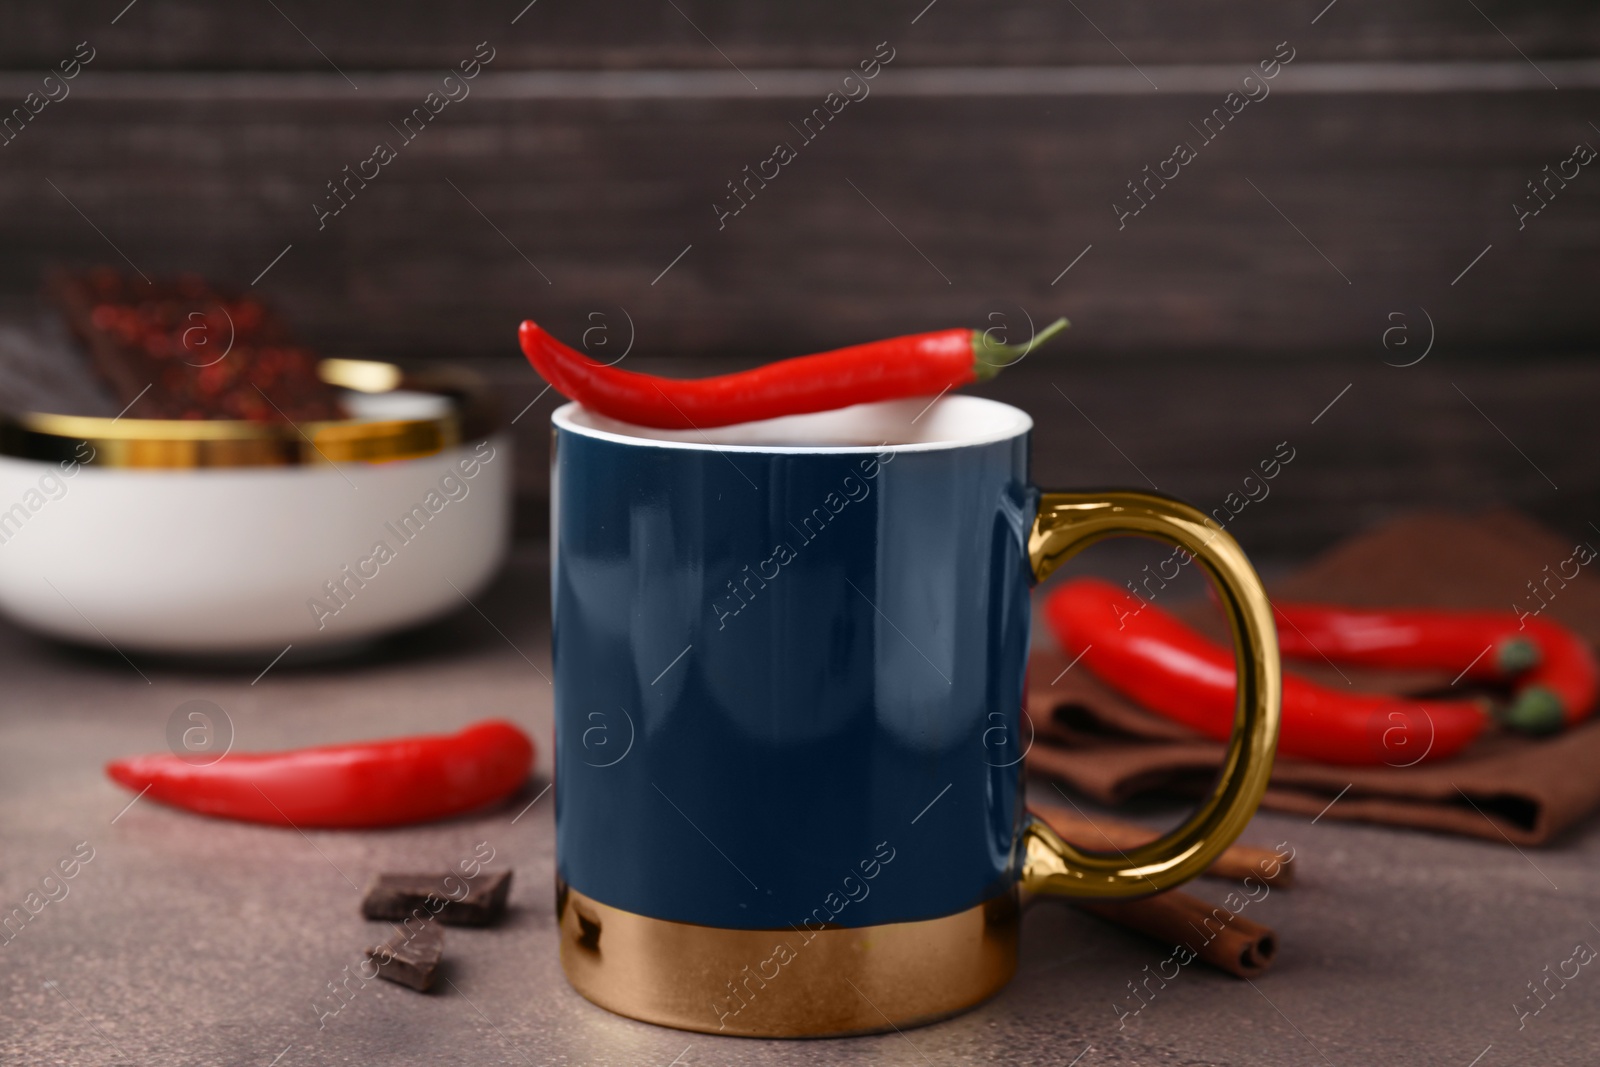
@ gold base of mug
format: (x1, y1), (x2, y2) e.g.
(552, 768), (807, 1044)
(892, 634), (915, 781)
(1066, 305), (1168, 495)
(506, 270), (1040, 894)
(557, 880), (1019, 1038)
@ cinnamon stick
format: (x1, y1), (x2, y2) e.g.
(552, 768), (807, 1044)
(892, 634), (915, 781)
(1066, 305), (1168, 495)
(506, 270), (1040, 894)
(1032, 802), (1294, 887)
(1078, 890), (1278, 978)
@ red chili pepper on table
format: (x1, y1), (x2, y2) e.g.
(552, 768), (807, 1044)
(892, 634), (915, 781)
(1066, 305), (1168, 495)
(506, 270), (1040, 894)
(1044, 579), (1487, 766)
(1503, 617), (1600, 733)
(105, 720), (535, 829)
(517, 317), (1069, 430)
(1272, 603), (1540, 681)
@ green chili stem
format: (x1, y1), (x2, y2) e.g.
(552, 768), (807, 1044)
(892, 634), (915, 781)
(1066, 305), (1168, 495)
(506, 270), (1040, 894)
(973, 317), (1070, 380)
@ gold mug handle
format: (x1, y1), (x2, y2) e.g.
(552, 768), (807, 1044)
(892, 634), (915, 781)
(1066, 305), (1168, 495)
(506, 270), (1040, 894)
(1022, 491), (1282, 899)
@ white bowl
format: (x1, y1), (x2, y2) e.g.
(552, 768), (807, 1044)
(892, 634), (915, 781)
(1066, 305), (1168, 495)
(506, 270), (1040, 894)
(0, 361), (509, 655)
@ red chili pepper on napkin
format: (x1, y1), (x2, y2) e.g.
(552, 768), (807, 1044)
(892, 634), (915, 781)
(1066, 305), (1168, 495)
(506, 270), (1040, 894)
(1272, 603), (1540, 681)
(106, 720), (535, 828)
(1273, 603), (1597, 735)
(1044, 579), (1487, 765)
(1502, 617), (1600, 733)
(518, 316), (1069, 429)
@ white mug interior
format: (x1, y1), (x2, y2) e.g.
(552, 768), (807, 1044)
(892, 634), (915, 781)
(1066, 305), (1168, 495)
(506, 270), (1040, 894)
(553, 395), (1033, 453)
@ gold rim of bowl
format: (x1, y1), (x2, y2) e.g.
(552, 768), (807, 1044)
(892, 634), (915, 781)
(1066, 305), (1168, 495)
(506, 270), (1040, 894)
(0, 358), (499, 469)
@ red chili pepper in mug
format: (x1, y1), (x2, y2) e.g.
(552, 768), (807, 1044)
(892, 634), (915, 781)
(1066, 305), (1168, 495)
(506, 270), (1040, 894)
(1272, 603), (1540, 681)
(1502, 617), (1600, 734)
(1044, 579), (1487, 765)
(517, 316), (1069, 429)
(105, 720), (534, 828)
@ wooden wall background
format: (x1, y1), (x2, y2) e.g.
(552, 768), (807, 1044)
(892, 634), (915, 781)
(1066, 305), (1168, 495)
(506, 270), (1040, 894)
(0, 0), (1595, 363)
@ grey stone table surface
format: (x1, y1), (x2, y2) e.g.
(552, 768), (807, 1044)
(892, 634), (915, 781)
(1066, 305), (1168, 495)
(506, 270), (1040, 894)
(3, 543), (1599, 1067)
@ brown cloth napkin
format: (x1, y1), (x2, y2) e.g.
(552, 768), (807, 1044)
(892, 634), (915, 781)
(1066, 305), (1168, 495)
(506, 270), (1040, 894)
(1025, 510), (1600, 846)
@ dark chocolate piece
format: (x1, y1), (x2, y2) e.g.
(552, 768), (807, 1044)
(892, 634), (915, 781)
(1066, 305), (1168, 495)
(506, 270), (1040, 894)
(367, 922), (444, 992)
(48, 268), (346, 422)
(360, 870), (513, 927)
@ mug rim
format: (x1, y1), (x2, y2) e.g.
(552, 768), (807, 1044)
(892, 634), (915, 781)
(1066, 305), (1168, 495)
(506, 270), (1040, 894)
(551, 395), (1033, 455)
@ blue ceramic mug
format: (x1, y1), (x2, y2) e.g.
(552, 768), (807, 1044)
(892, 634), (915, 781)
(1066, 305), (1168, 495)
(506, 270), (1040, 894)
(550, 395), (1280, 1037)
